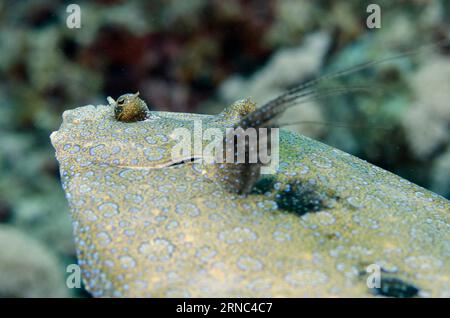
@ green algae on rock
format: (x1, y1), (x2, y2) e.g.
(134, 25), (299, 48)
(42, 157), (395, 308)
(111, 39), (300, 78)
(50, 102), (450, 297)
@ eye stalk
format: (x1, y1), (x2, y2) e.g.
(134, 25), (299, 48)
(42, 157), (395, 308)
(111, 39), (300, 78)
(114, 104), (123, 118)
(108, 92), (150, 122)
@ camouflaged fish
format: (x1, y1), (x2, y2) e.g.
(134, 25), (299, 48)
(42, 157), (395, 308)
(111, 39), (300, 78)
(50, 69), (450, 298)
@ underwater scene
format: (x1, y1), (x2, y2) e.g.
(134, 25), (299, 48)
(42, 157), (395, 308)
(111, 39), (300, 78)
(0, 0), (449, 300)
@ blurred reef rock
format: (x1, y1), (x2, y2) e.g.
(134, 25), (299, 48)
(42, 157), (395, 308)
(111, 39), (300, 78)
(0, 225), (69, 297)
(218, 32), (330, 137)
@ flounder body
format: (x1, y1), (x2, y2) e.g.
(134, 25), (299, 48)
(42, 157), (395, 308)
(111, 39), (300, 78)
(50, 99), (450, 297)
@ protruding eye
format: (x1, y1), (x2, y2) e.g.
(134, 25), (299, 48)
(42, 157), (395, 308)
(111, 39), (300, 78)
(117, 98), (125, 105)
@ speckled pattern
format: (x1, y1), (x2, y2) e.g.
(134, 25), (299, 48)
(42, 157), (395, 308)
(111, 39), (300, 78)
(50, 103), (450, 297)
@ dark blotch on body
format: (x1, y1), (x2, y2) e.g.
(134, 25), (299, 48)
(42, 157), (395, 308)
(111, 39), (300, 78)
(371, 277), (420, 298)
(250, 177), (277, 195)
(276, 182), (324, 216)
(251, 178), (324, 216)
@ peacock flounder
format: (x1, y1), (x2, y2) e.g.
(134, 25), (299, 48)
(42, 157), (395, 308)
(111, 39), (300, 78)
(50, 89), (450, 297)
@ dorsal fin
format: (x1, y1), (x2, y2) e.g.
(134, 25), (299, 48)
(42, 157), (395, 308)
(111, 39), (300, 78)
(206, 86), (368, 194)
(207, 39), (449, 194)
(206, 98), (265, 194)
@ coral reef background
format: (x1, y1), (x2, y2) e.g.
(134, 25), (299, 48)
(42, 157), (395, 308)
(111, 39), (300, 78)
(0, 0), (449, 297)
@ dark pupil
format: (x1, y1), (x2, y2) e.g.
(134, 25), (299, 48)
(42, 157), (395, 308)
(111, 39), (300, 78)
(118, 99), (124, 105)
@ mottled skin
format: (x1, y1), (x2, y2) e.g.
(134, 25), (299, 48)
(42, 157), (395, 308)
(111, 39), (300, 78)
(50, 99), (450, 297)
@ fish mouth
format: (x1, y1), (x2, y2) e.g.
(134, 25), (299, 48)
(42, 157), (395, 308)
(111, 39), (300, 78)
(114, 156), (202, 170)
(166, 157), (201, 167)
